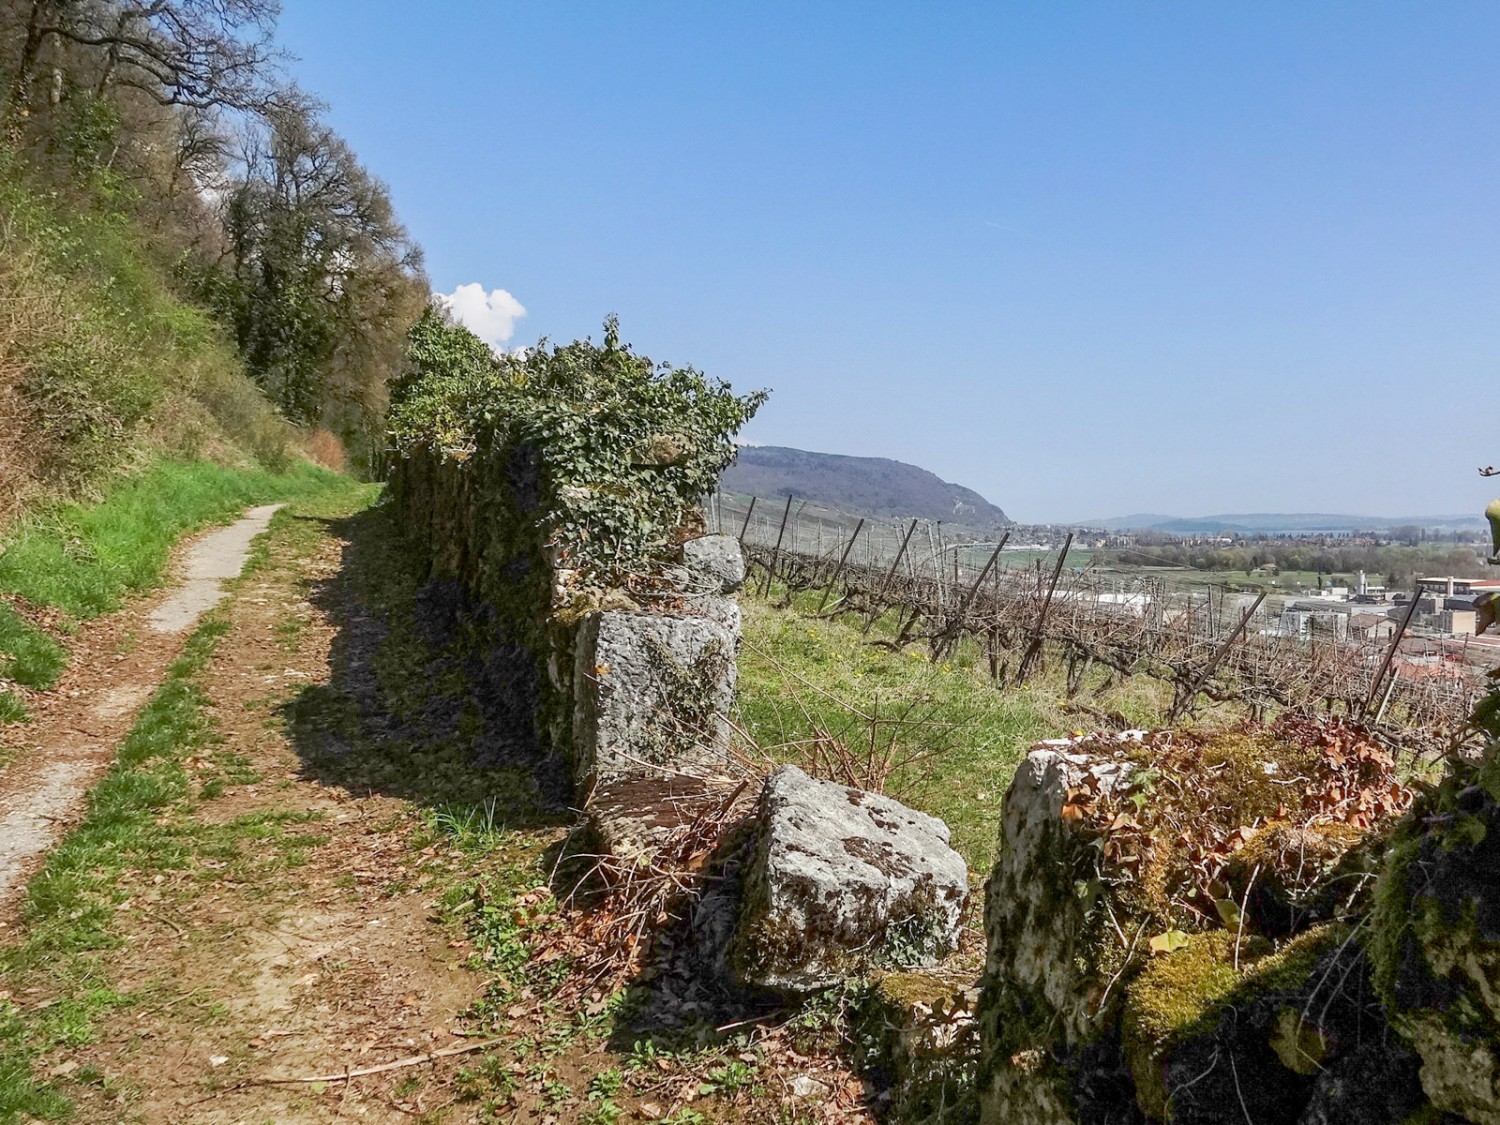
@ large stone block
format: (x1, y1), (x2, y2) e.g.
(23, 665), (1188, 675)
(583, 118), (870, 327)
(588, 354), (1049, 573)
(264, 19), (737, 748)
(680, 534), (746, 594)
(977, 740), (1140, 1125)
(573, 609), (737, 782)
(730, 765), (968, 994)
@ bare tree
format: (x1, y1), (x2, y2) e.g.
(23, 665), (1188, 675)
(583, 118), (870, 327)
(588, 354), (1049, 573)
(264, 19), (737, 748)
(7, 0), (282, 121)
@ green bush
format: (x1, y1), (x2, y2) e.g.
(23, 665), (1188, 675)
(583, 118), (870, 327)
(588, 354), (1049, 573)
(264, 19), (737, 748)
(390, 308), (766, 578)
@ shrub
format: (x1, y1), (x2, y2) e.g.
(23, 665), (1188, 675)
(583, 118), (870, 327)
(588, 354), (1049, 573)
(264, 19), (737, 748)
(390, 309), (766, 580)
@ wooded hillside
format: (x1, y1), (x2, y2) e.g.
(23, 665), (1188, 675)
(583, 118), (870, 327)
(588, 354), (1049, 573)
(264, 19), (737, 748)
(0, 0), (428, 521)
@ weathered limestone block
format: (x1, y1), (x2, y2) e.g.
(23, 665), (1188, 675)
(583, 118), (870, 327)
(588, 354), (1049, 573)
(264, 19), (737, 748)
(680, 534), (746, 594)
(573, 609), (737, 782)
(977, 740), (1139, 1125)
(1371, 776), (1500, 1125)
(861, 964), (982, 1123)
(730, 766), (969, 993)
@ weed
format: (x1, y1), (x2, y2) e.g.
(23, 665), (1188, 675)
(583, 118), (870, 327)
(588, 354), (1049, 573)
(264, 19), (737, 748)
(699, 1059), (757, 1095)
(0, 689), (28, 723)
(580, 1099), (622, 1124)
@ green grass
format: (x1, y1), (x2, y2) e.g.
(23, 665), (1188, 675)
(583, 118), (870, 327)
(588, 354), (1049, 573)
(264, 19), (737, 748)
(736, 584), (1199, 869)
(0, 613), (227, 1120)
(736, 588), (1073, 869)
(0, 605), (66, 690)
(0, 460), (342, 619)
(0, 459), (344, 693)
(0, 690), (26, 724)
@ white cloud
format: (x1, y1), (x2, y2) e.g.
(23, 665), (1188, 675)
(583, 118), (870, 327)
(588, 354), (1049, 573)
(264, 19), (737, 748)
(435, 283), (527, 352)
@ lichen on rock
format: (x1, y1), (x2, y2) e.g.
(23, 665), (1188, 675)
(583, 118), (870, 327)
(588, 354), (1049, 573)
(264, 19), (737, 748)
(730, 765), (969, 994)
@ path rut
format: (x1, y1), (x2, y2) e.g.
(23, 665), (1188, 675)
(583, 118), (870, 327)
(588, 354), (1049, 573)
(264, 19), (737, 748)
(0, 504), (282, 918)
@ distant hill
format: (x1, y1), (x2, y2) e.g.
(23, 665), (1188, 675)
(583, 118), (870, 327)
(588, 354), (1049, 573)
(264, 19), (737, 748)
(1088, 512), (1487, 534)
(722, 445), (1009, 527)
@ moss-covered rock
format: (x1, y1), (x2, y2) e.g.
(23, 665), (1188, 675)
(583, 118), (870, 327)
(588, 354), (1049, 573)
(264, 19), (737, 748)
(1220, 819), (1379, 939)
(977, 742), (1146, 1125)
(1122, 924), (1425, 1124)
(730, 766), (969, 993)
(861, 964), (982, 1123)
(1369, 758), (1500, 1124)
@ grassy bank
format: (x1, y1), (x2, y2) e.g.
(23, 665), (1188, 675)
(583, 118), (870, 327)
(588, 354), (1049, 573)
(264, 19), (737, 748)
(0, 160), (297, 520)
(735, 585), (1184, 869)
(0, 460), (342, 699)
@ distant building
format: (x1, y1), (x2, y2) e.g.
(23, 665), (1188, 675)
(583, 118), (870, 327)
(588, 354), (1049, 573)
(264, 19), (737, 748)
(1349, 613), (1398, 642)
(1279, 609), (1349, 641)
(1418, 577), (1484, 597)
(1438, 610), (1477, 636)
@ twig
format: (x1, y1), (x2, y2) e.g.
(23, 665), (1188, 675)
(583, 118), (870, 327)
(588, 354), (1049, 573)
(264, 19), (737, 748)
(1233, 864), (1259, 973)
(255, 1039), (506, 1084)
(142, 907), (186, 938)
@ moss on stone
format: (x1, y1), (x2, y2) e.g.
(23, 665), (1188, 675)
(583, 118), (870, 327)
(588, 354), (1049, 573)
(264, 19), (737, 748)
(1122, 925), (1341, 1121)
(1364, 753), (1500, 1122)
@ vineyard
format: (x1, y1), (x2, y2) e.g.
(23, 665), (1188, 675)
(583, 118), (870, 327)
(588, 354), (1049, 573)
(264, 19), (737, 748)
(719, 494), (1484, 751)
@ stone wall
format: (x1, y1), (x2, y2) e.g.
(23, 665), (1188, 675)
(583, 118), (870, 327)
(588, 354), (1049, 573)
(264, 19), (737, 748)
(976, 725), (1498, 1125)
(390, 442), (744, 792)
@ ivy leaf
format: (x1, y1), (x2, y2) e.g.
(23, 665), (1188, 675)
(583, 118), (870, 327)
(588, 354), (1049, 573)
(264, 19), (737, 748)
(1213, 899), (1244, 929)
(1148, 929), (1190, 956)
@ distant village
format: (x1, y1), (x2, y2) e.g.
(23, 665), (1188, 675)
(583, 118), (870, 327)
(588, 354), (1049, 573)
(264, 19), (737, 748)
(995, 522), (1500, 679)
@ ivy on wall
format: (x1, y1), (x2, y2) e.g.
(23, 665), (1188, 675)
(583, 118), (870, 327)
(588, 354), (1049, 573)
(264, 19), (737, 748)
(389, 307), (766, 579)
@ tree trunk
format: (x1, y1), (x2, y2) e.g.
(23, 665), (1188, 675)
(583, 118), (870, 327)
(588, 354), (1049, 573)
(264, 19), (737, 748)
(7, 0), (50, 123)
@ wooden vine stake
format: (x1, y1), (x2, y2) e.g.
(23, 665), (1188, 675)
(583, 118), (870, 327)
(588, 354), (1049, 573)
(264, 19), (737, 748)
(736, 495), (758, 545)
(1167, 591), (1266, 723)
(817, 517), (866, 615)
(1360, 578), (1423, 720)
(1015, 532), (1073, 683)
(934, 533), (1009, 660)
(862, 518), (921, 635)
(760, 494), (795, 596)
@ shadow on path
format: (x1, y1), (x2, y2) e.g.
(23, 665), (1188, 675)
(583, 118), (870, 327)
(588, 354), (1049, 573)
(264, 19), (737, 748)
(280, 502), (571, 831)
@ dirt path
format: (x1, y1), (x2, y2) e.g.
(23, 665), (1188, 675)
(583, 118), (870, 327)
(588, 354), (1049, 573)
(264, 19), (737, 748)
(4, 491), (880, 1125)
(0, 504), (283, 919)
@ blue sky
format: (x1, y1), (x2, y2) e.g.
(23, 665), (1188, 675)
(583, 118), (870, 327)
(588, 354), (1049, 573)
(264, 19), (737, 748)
(278, 2), (1500, 523)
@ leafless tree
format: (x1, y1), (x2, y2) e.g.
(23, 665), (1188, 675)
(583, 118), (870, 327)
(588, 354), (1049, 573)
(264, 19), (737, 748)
(7, 0), (282, 121)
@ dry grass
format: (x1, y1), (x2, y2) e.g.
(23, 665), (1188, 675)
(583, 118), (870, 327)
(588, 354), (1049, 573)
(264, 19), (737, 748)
(0, 163), (299, 530)
(302, 427), (347, 472)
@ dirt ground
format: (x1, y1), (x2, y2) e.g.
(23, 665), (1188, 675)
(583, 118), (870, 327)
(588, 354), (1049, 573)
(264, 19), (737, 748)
(2, 489), (886, 1124)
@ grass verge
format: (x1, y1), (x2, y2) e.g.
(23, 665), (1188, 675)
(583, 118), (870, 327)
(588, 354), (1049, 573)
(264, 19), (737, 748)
(0, 459), (342, 692)
(0, 614), (227, 1120)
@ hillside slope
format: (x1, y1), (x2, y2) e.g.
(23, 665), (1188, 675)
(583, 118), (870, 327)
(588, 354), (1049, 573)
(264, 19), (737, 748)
(723, 444), (1010, 526)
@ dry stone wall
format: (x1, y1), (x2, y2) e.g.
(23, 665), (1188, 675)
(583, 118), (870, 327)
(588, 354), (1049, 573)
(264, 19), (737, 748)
(976, 726), (1499, 1125)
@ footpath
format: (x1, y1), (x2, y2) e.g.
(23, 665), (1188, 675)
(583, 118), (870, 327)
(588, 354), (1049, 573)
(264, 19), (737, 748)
(0, 486), (871, 1124)
(0, 505), (283, 917)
